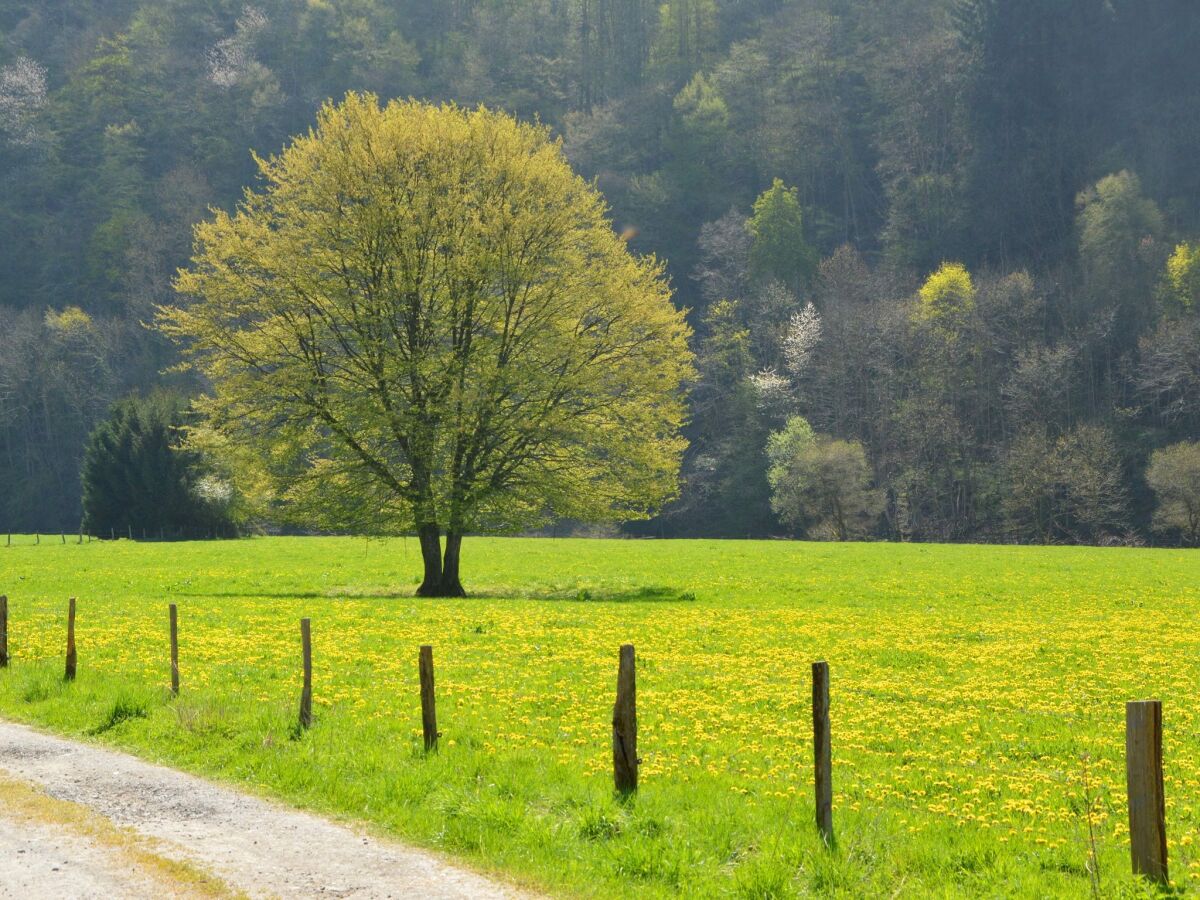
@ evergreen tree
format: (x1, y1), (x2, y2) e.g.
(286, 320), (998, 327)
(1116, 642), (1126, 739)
(81, 393), (233, 537)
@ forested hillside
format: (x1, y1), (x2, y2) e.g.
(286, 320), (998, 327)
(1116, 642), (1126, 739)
(2, 0), (1200, 543)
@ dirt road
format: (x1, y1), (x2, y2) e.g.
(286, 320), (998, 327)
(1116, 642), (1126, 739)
(0, 719), (532, 899)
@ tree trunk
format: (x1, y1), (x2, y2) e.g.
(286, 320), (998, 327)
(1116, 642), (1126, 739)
(439, 530), (466, 597)
(416, 524), (444, 596)
(415, 526), (466, 597)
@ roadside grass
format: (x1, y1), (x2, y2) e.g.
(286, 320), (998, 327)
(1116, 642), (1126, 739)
(0, 536), (1196, 896)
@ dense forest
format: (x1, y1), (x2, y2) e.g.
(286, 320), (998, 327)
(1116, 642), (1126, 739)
(2, 0), (1200, 544)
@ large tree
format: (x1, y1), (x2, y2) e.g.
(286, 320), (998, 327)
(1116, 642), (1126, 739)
(161, 93), (692, 595)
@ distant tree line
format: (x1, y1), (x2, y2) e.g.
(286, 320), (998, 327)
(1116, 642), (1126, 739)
(2, 0), (1200, 544)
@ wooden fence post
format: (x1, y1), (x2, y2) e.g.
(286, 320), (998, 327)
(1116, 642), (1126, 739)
(64, 598), (77, 681)
(169, 603), (180, 695)
(812, 660), (833, 843)
(0, 595), (8, 668)
(1126, 700), (1167, 884)
(613, 643), (638, 794)
(419, 645), (438, 751)
(298, 618), (312, 729)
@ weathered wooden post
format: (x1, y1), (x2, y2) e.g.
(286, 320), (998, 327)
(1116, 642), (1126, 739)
(419, 645), (438, 751)
(169, 603), (180, 695)
(64, 598), (77, 681)
(298, 618), (312, 729)
(0, 595), (8, 668)
(812, 660), (833, 843)
(613, 643), (638, 793)
(1126, 700), (1167, 884)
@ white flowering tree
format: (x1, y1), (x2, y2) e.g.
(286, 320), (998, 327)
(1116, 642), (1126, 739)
(207, 7), (269, 88)
(748, 302), (822, 415)
(0, 57), (47, 148)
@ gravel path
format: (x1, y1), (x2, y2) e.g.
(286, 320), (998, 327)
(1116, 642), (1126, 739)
(0, 719), (532, 899)
(0, 813), (167, 898)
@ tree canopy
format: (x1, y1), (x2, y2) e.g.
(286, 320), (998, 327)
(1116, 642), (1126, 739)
(766, 416), (882, 540)
(161, 93), (692, 593)
(1147, 442), (1200, 546)
(747, 178), (816, 295)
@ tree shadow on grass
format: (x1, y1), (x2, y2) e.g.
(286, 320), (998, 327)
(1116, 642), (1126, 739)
(470, 584), (698, 603)
(171, 590), (417, 600)
(172, 585), (698, 603)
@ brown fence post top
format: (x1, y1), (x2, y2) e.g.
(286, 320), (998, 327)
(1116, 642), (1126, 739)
(612, 643), (638, 794)
(298, 618), (313, 730)
(64, 597), (77, 682)
(0, 594), (8, 669)
(419, 644), (438, 752)
(1126, 699), (1167, 885)
(812, 660), (833, 843)
(168, 603), (180, 696)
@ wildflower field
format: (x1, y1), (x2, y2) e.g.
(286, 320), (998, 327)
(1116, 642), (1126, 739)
(0, 536), (1197, 897)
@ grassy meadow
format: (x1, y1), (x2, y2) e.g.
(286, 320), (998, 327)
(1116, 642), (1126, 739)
(0, 535), (1196, 897)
